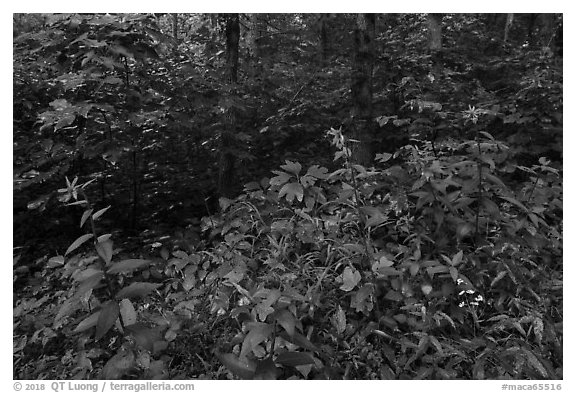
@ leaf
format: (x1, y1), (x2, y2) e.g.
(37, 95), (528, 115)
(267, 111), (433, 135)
(115, 282), (161, 299)
(339, 266), (361, 292)
(279, 182), (304, 203)
(240, 323), (273, 358)
(119, 299), (137, 326)
(97, 233), (112, 243)
(499, 196), (529, 212)
(47, 255), (65, 268)
(92, 205), (111, 221)
(490, 271), (507, 287)
(523, 349), (548, 378)
(216, 352), (256, 379)
(269, 171), (292, 187)
(275, 351), (316, 367)
(332, 305), (346, 335)
(254, 358), (278, 380)
(305, 165), (328, 179)
(449, 267), (459, 282)
(451, 250), (464, 266)
(372, 255), (394, 271)
(456, 222), (474, 239)
(107, 259), (152, 275)
(124, 324), (163, 352)
(80, 209), (93, 228)
(73, 311), (101, 334)
(279, 331), (319, 352)
(274, 309), (296, 337)
(100, 349), (135, 379)
(65, 234), (94, 256)
(75, 272), (104, 298)
(96, 239), (113, 265)
(421, 282), (433, 296)
(95, 301), (120, 340)
(280, 160), (302, 176)
(351, 284), (374, 313)
(375, 153), (393, 163)
(479, 131), (495, 141)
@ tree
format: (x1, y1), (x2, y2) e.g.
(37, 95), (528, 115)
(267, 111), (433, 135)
(218, 14), (240, 198)
(318, 13), (331, 64)
(350, 13), (376, 165)
(504, 13), (514, 42)
(427, 13), (442, 51)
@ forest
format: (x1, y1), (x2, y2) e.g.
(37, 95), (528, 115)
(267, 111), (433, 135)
(13, 13), (563, 380)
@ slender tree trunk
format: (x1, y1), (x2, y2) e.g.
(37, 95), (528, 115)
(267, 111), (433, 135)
(247, 14), (261, 59)
(350, 13), (375, 166)
(218, 14), (240, 198)
(318, 13), (330, 64)
(172, 13), (178, 40)
(504, 13), (514, 42)
(427, 13), (442, 51)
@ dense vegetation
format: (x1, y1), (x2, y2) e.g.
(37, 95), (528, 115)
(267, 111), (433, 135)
(13, 13), (562, 380)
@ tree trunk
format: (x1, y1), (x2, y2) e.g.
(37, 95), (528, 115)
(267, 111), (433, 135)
(504, 13), (514, 42)
(172, 13), (178, 40)
(350, 13), (375, 166)
(218, 14), (240, 198)
(427, 13), (442, 51)
(318, 13), (330, 64)
(247, 14), (261, 60)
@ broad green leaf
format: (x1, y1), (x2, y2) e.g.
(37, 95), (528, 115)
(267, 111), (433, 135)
(240, 322), (273, 359)
(339, 266), (361, 292)
(305, 165), (328, 179)
(96, 239), (113, 265)
(72, 267), (104, 282)
(280, 160), (302, 176)
(523, 349), (548, 378)
(275, 351), (316, 367)
(119, 299), (137, 326)
(101, 349), (135, 379)
(274, 309), (296, 337)
(299, 175), (317, 187)
(279, 331), (319, 352)
(80, 209), (93, 228)
(95, 301), (120, 340)
(47, 255), (65, 268)
(451, 250), (464, 266)
(375, 153), (393, 162)
(499, 195), (529, 212)
(482, 198), (500, 216)
(456, 222), (474, 239)
(73, 311), (101, 333)
(124, 323), (163, 352)
(426, 265), (449, 277)
(107, 259), (151, 275)
(279, 182), (304, 203)
(254, 358), (278, 380)
(75, 272), (104, 298)
(449, 267), (459, 282)
(351, 284), (375, 313)
(97, 233), (112, 243)
(269, 171), (292, 186)
(361, 206), (388, 227)
(115, 282), (161, 299)
(372, 256), (394, 272)
(65, 233), (94, 256)
(216, 352), (256, 379)
(92, 205), (111, 221)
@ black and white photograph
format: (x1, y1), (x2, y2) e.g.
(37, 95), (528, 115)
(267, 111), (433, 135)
(13, 11), (563, 383)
